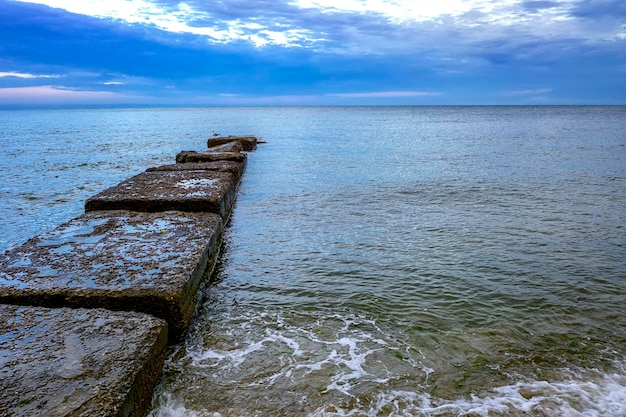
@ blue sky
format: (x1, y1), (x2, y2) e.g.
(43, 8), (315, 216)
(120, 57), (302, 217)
(0, 0), (624, 106)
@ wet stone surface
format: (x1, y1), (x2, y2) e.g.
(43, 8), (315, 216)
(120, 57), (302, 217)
(0, 210), (222, 342)
(207, 135), (258, 151)
(206, 140), (243, 153)
(146, 160), (246, 180)
(175, 151), (246, 164)
(0, 304), (167, 417)
(84, 170), (238, 219)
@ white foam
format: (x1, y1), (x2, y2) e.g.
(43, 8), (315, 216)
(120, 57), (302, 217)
(154, 309), (626, 417)
(189, 338), (266, 368)
(148, 394), (221, 417)
(184, 311), (430, 391)
(309, 371), (626, 417)
(188, 327), (306, 370)
(323, 337), (383, 396)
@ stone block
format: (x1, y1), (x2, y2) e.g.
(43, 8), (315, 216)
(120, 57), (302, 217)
(146, 160), (246, 180)
(175, 150), (246, 164)
(0, 210), (222, 342)
(207, 135), (258, 151)
(207, 141), (243, 153)
(85, 170), (238, 220)
(0, 304), (167, 417)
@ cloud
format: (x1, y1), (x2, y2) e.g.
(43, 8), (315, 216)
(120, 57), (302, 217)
(0, 71), (60, 79)
(13, 0), (321, 47)
(13, 0), (623, 52)
(0, 85), (150, 105)
(571, 0), (626, 18)
(7, 0), (625, 63)
(212, 93), (322, 105)
(1, 0), (624, 105)
(328, 91), (441, 98)
(501, 88), (553, 96)
(521, 1), (562, 10)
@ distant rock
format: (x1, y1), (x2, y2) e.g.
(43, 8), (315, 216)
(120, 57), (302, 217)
(175, 150), (247, 164)
(207, 140), (243, 153)
(207, 135), (258, 151)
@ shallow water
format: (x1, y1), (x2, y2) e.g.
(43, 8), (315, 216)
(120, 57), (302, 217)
(1, 106), (625, 416)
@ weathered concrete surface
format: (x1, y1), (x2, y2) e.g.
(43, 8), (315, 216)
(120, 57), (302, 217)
(175, 150), (246, 164)
(207, 140), (243, 153)
(0, 210), (222, 342)
(85, 170), (238, 220)
(0, 304), (167, 417)
(146, 160), (246, 180)
(207, 135), (258, 151)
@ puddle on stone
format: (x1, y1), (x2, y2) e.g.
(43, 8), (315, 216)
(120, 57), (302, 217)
(8, 258), (32, 268)
(57, 334), (87, 379)
(50, 244), (74, 255)
(0, 273), (28, 288)
(177, 179), (217, 189)
(35, 265), (59, 278)
(38, 218), (109, 247)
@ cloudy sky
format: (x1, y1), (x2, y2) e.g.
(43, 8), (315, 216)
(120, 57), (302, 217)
(0, 0), (624, 106)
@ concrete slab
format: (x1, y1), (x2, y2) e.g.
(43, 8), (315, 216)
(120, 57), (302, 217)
(84, 170), (238, 219)
(207, 141), (243, 153)
(0, 304), (167, 417)
(146, 160), (246, 180)
(175, 151), (246, 164)
(0, 210), (222, 342)
(207, 135), (258, 151)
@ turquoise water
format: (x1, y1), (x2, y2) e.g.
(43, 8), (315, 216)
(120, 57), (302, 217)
(1, 107), (625, 416)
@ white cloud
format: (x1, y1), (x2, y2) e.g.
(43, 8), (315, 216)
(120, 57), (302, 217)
(291, 0), (519, 23)
(0, 71), (60, 79)
(16, 0), (534, 27)
(13, 0), (316, 46)
(502, 88), (553, 96)
(329, 91), (441, 98)
(0, 85), (149, 104)
(11, 0), (621, 52)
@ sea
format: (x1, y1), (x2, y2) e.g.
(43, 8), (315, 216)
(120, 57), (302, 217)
(0, 106), (625, 416)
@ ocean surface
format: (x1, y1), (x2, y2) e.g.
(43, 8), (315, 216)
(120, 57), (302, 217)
(1, 106), (625, 416)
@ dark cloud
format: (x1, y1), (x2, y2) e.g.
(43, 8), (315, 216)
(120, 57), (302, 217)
(473, 35), (588, 65)
(144, 0), (402, 52)
(0, 0), (250, 77)
(0, 0), (433, 98)
(571, 0), (626, 18)
(522, 1), (562, 11)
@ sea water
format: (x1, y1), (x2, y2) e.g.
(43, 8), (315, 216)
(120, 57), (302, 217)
(1, 106), (625, 416)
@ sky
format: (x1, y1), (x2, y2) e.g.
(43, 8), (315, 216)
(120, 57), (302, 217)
(0, 0), (625, 106)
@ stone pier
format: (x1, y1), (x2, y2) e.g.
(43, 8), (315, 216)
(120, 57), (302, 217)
(0, 135), (259, 417)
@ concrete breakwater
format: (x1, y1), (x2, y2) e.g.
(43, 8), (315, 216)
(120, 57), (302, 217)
(0, 135), (259, 417)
